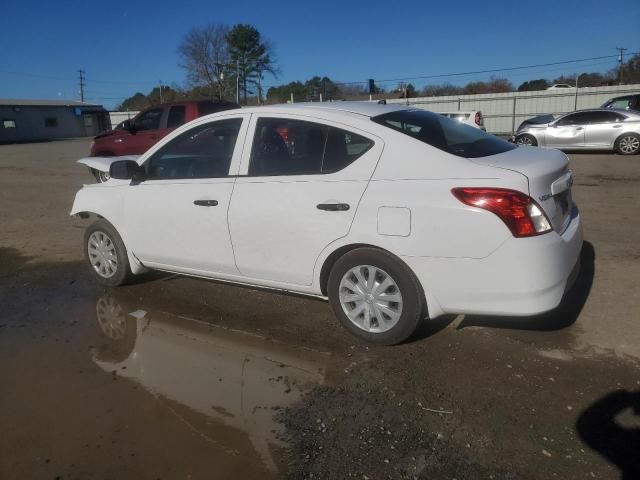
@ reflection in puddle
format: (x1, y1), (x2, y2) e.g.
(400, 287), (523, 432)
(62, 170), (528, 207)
(91, 293), (327, 473)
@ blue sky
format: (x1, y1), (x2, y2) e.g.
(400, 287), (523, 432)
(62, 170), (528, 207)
(2, 0), (639, 108)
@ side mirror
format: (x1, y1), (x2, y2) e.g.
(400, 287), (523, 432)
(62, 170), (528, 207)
(109, 160), (145, 182)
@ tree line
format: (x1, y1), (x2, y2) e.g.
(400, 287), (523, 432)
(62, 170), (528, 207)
(118, 37), (640, 110)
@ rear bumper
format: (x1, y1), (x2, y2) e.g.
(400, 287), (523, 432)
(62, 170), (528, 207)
(403, 206), (584, 318)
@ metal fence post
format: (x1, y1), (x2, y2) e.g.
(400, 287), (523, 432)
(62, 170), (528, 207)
(457, 97), (461, 111)
(511, 96), (517, 135)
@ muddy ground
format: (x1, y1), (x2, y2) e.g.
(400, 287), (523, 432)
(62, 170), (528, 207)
(1, 139), (639, 480)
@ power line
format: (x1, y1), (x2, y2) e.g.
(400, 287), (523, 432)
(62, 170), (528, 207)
(335, 52), (639, 86)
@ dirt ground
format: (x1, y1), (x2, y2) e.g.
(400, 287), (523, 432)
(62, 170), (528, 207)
(1, 138), (639, 480)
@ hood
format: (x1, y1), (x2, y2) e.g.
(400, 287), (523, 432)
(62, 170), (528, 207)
(78, 155), (142, 173)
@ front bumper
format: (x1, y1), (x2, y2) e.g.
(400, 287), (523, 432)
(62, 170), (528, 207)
(402, 206), (584, 319)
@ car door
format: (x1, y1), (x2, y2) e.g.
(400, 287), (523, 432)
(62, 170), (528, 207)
(584, 111), (626, 148)
(544, 112), (589, 148)
(128, 107), (166, 154)
(227, 115), (382, 286)
(122, 114), (249, 275)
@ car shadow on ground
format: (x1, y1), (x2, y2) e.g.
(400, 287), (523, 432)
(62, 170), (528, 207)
(455, 241), (595, 332)
(577, 390), (640, 480)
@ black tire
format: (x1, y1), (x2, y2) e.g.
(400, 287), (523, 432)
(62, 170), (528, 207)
(327, 247), (425, 345)
(91, 152), (115, 183)
(614, 133), (640, 155)
(84, 219), (134, 287)
(516, 134), (538, 147)
(91, 168), (111, 183)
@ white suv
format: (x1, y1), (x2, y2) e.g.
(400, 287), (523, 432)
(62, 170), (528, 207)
(72, 102), (583, 345)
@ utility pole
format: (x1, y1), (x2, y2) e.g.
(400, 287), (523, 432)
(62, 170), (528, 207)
(78, 69), (85, 102)
(159, 80), (164, 103)
(616, 47), (627, 84)
(236, 59), (240, 105)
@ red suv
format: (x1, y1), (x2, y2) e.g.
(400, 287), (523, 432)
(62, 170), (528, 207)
(90, 100), (238, 158)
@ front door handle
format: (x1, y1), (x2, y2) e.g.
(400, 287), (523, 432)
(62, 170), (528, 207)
(613, 124), (623, 128)
(317, 203), (350, 211)
(194, 199), (218, 207)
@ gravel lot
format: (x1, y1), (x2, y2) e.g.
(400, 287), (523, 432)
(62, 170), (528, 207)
(1, 138), (639, 479)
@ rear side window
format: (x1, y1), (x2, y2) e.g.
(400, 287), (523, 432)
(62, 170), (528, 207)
(586, 111), (626, 124)
(198, 101), (238, 116)
(249, 118), (373, 176)
(604, 97), (632, 110)
(167, 105), (186, 128)
(372, 109), (514, 158)
(147, 118), (242, 180)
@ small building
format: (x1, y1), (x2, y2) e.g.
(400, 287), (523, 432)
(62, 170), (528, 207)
(0, 99), (110, 143)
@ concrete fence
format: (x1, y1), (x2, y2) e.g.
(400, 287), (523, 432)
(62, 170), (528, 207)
(108, 111), (139, 129)
(385, 84), (640, 134)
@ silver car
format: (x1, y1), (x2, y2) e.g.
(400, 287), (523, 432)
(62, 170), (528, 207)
(514, 108), (640, 155)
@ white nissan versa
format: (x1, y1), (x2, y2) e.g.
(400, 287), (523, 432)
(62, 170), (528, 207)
(71, 102), (583, 345)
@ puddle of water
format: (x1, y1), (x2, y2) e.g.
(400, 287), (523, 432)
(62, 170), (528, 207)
(90, 292), (329, 475)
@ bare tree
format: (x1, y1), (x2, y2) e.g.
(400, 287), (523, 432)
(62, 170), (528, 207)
(178, 24), (230, 99)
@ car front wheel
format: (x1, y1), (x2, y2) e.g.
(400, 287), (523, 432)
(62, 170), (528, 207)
(92, 168), (111, 183)
(516, 134), (538, 147)
(615, 133), (640, 155)
(84, 220), (134, 287)
(328, 248), (425, 345)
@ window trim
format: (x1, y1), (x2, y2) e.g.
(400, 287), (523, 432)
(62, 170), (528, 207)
(245, 116), (376, 178)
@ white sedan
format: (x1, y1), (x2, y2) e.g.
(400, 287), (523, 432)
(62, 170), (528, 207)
(71, 102), (583, 345)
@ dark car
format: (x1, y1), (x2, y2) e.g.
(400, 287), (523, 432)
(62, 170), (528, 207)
(601, 94), (640, 112)
(90, 99), (238, 158)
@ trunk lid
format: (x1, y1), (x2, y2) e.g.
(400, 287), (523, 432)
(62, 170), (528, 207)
(471, 146), (573, 233)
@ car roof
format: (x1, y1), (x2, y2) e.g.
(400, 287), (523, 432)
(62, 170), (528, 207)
(243, 101), (409, 118)
(562, 108), (640, 119)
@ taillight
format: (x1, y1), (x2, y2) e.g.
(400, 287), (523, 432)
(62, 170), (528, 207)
(451, 187), (552, 238)
(474, 112), (482, 126)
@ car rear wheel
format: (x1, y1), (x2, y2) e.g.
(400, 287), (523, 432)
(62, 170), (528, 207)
(614, 133), (640, 155)
(84, 220), (134, 287)
(328, 248), (425, 345)
(516, 134), (538, 147)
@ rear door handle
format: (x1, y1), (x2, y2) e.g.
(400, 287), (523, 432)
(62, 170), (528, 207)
(317, 203), (350, 211)
(194, 199), (218, 207)
(575, 127), (584, 131)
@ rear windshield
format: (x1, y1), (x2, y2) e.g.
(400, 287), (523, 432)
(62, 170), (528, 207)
(372, 109), (515, 158)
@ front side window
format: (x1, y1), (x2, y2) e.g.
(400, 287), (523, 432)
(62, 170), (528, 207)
(146, 118), (242, 180)
(249, 118), (374, 176)
(167, 105), (186, 128)
(372, 109), (514, 158)
(134, 108), (163, 131)
(555, 112), (591, 126)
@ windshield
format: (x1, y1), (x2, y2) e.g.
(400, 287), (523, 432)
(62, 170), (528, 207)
(372, 109), (515, 158)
